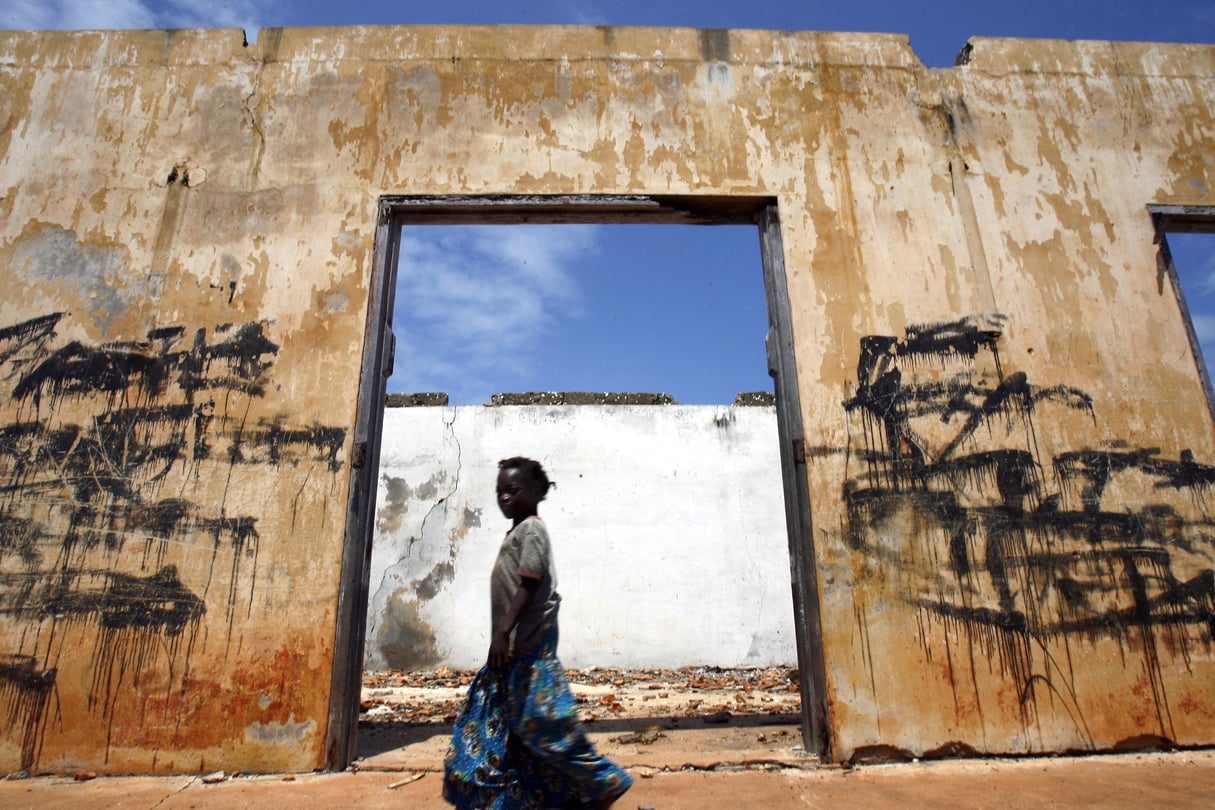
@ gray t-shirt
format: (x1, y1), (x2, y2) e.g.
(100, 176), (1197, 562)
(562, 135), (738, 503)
(490, 515), (560, 654)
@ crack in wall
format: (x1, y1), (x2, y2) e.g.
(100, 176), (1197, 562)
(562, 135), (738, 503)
(242, 62), (268, 189)
(409, 407), (463, 561)
(911, 71), (999, 314)
(365, 408), (463, 647)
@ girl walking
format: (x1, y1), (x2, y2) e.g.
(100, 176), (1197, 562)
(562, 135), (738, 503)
(443, 456), (633, 809)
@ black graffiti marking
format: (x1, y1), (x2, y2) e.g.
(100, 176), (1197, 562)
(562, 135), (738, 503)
(1055, 448), (1215, 512)
(195, 513), (261, 628)
(846, 317), (1094, 476)
(124, 498), (196, 541)
(0, 313), (62, 350)
(13, 341), (171, 408)
(935, 373), (1094, 460)
(85, 566), (204, 762)
(0, 313), (63, 385)
(1054, 448), (1163, 513)
(0, 499), (260, 628)
(6, 405), (199, 509)
(227, 422), (347, 472)
(1147, 449), (1215, 493)
(0, 511), (42, 567)
(0, 313), (347, 769)
(0, 655), (56, 772)
(854, 316), (1003, 386)
(92, 565), (205, 632)
(193, 400), (215, 461)
(13, 320), (280, 413)
(175, 322), (279, 398)
(842, 316), (1215, 745)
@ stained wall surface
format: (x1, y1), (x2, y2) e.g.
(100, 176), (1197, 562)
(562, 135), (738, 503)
(0, 25), (1212, 773)
(367, 403), (794, 672)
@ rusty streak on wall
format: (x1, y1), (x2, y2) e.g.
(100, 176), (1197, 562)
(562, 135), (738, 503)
(0, 25), (1212, 772)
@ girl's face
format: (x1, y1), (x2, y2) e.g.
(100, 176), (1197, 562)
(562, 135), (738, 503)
(497, 467), (541, 524)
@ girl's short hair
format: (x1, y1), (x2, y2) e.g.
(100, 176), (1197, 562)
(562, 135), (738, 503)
(498, 456), (555, 500)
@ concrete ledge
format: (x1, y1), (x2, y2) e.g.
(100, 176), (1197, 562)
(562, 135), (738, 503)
(0, 26), (922, 71)
(488, 391), (678, 405)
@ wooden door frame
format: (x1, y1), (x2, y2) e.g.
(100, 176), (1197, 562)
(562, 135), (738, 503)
(1151, 204), (1215, 425)
(325, 194), (831, 769)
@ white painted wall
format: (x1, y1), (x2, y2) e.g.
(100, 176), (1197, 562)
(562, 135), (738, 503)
(365, 403), (796, 671)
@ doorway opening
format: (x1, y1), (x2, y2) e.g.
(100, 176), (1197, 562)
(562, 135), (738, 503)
(328, 196), (827, 770)
(1153, 206), (1215, 419)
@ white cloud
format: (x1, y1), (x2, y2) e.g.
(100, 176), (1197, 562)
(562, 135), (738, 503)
(0, 0), (267, 38)
(1193, 254), (1215, 297)
(555, 0), (608, 26)
(391, 224), (599, 403)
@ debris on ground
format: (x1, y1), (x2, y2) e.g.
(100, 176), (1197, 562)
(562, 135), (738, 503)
(387, 772), (426, 789)
(359, 665), (802, 726)
(613, 728), (665, 745)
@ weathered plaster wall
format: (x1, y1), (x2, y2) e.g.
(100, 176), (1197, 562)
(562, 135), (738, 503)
(367, 403), (794, 672)
(804, 40), (1215, 761)
(0, 24), (1212, 773)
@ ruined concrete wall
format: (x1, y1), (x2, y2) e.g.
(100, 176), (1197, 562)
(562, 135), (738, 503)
(806, 40), (1215, 761)
(367, 403), (794, 672)
(0, 24), (1212, 772)
(0, 29), (365, 774)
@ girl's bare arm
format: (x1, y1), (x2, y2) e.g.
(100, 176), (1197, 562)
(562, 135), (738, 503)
(488, 576), (540, 673)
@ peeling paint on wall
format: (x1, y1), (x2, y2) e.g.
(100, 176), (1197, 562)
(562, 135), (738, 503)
(245, 715), (317, 744)
(376, 476), (410, 534)
(11, 228), (139, 335)
(380, 588), (442, 671)
(415, 561), (455, 602)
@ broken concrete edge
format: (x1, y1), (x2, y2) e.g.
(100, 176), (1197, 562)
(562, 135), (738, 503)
(842, 734), (1198, 769)
(385, 393), (449, 407)
(384, 392), (777, 407)
(491, 392), (679, 406)
(732, 391), (776, 406)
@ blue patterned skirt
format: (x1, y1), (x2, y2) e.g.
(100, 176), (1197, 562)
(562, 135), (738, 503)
(442, 627), (632, 809)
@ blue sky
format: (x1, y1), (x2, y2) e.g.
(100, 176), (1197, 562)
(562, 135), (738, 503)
(1171, 233), (1215, 377)
(397, 224), (769, 404)
(2, 1), (1212, 404)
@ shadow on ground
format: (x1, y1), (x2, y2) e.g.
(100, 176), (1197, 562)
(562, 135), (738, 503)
(356, 712), (807, 773)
